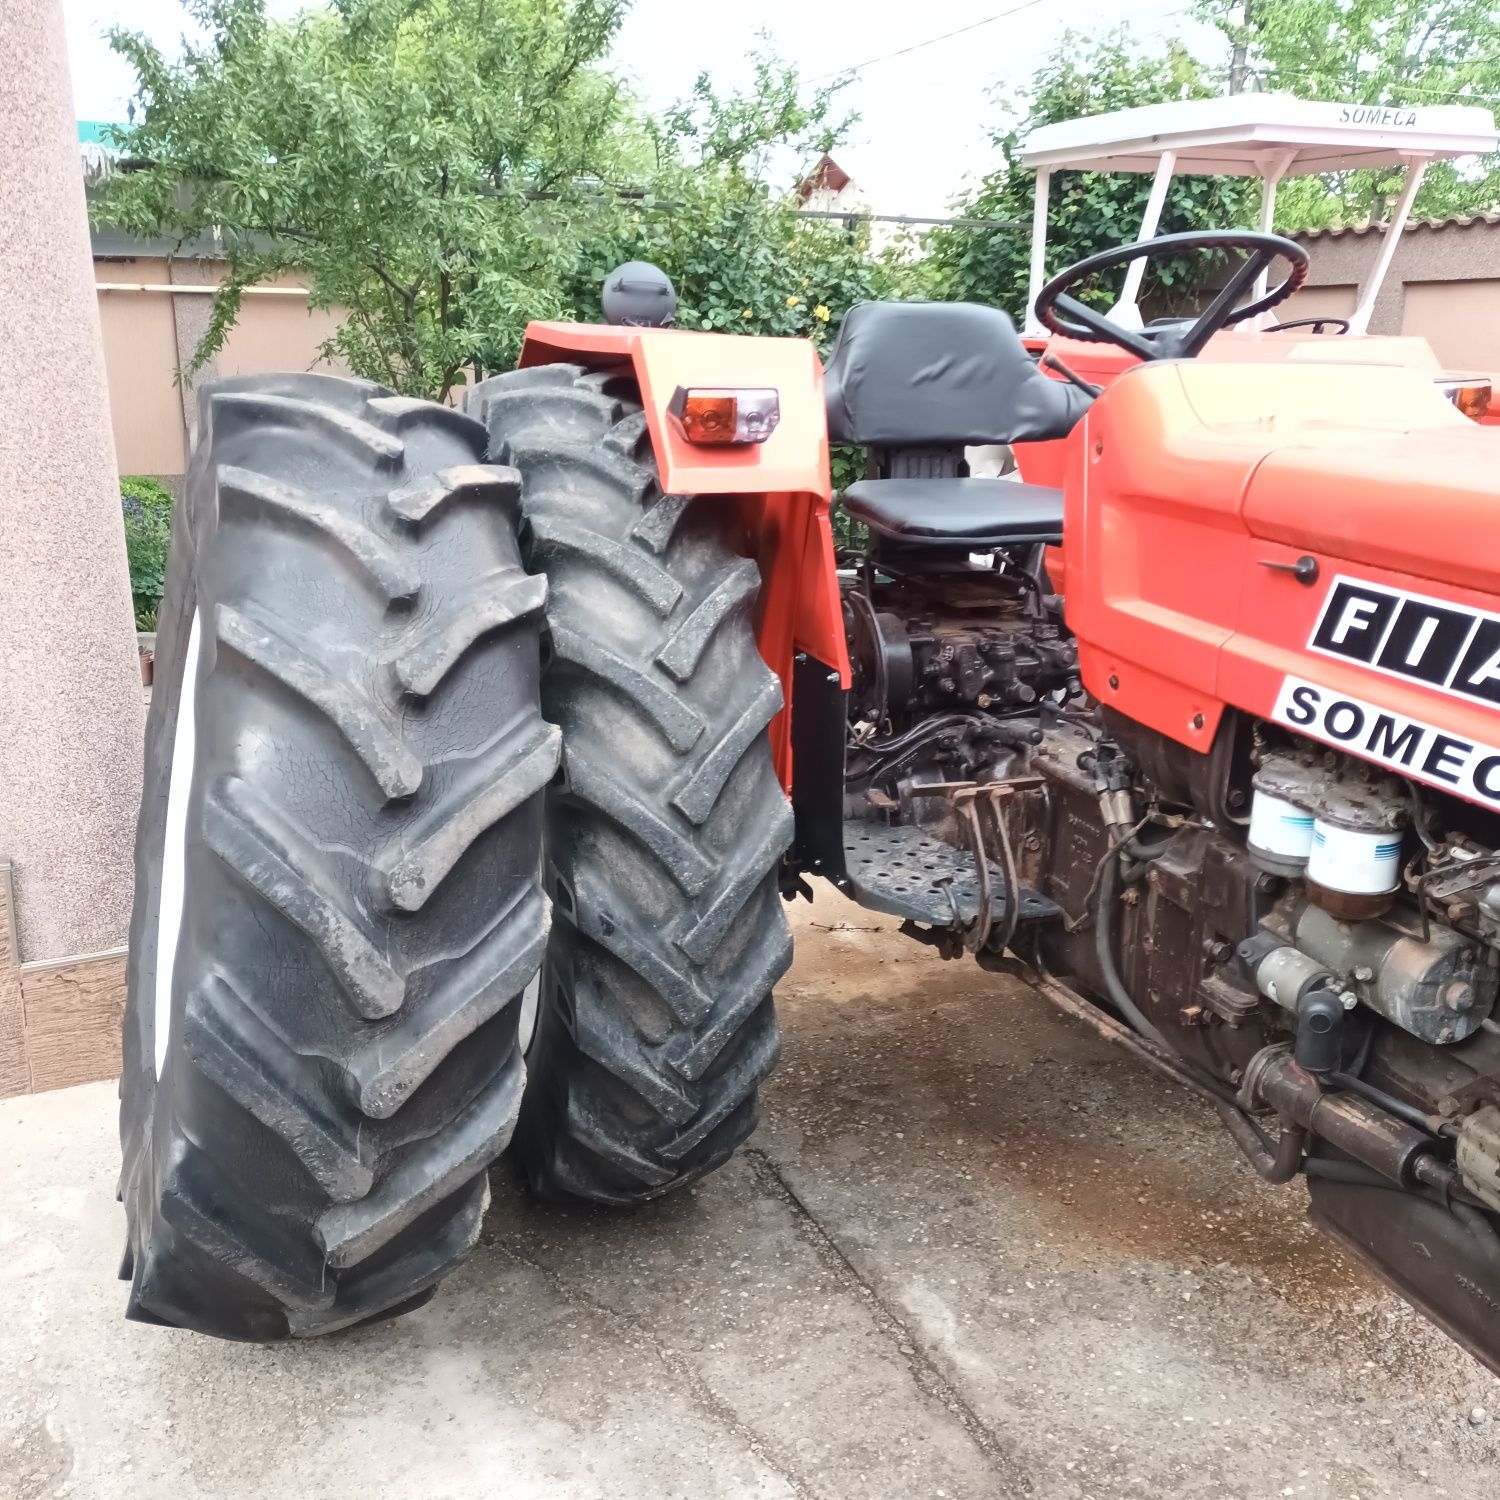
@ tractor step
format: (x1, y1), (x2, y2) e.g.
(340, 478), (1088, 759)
(841, 818), (1059, 930)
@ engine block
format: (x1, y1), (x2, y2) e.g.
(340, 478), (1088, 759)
(847, 572), (1077, 727)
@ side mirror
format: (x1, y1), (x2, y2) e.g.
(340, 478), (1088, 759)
(602, 261), (678, 328)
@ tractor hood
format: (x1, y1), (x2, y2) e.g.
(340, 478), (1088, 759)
(1131, 357), (1500, 602)
(1244, 411), (1500, 600)
(1069, 358), (1500, 765)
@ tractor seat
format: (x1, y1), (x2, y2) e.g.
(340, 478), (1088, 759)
(822, 300), (1088, 553)
(843, 477), (1064, 547)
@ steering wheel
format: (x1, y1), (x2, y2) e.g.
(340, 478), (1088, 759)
(1266, 315), (1350, 335)
(1033, 230), (1311, 362)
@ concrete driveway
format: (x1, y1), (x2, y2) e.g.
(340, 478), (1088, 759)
(2, 897), (1496, 1500)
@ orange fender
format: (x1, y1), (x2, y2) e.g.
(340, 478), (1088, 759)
(519, 321), (851, 792)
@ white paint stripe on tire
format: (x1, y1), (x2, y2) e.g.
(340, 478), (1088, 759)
(154, 610), (201, 1077)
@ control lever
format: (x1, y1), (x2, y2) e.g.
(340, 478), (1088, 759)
(1042, 352), (1103, 398)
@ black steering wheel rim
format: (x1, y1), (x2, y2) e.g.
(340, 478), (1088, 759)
(1033, 229), (1311, 362)
(1266, 315), (1350, 335)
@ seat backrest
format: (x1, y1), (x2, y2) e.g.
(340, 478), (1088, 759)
(823, 300), (1090, 448)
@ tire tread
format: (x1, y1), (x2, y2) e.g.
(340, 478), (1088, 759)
(121, 378), (551, 1339)
(474, 365), (792, 1205)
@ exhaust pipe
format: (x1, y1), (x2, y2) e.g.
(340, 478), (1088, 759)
(1243, 1045), (1433, 1186)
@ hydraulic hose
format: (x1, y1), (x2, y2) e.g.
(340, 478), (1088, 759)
(1095, 851), (1308, 1182)
(1327, 1069), (1443, 1135)
(1216, 1108), (1309, 1184)
(1094, 855), (1167, 1046)
(1120, 825), (1176, 865)
(1096, 845), (1487, 1226)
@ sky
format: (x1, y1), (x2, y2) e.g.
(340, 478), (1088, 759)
(63, 0), (1215, 218)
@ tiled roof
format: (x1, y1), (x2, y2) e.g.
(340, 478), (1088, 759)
(1293, 211), (1500, 239)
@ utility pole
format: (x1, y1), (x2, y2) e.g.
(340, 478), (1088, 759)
(1229, 0), (1255, 94)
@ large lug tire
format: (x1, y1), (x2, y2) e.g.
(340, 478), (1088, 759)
(471, 365), (794, 1205)
(119, 374), (558, 1340)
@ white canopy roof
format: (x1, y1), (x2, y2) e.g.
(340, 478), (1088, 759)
(1020, 95), (1499, 177)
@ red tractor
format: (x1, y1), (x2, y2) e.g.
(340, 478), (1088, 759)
(119, 226), (1500, 1379)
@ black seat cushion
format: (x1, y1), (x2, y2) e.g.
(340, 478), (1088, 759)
(844, 478), (1064, 547)
(823, 301), (1091, 447)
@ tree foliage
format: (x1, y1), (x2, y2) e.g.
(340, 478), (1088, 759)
(98, 0), (631, 398)
(96, 1), (917, 397)
(561, 59), (919, 356)
(120, 477), (174, 631)
(926, 33), (1254, 319)
(1196, 0), (1500, 225)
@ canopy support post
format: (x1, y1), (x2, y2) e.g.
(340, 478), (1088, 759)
(1024, 169), (1051, 334)
(1349, 155), (1428, 335)
(1112, 150), (1176, 329)
(1252, 148), (1299, 305)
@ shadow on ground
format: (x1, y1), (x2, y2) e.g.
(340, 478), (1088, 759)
(2, 896), (1496, 1499)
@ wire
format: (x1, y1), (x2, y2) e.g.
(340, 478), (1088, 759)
(811, 0), (1051, 83)
(791, 207), (1025, 232)
(1326, 1071), (1445, 1136)
(1406, 781), (1442, 853)
(1061, 811), (1155, 933)
(1237, 67), (1500, 110)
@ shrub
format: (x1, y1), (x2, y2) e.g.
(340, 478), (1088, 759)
(121, 476), (173, 632)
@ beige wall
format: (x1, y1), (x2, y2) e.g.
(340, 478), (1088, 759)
(1292, 217), (1500, 368)
(218, 287), (345, 381)
(1153, 219), (1500, 364)
(93, 259), (347, 478)
(95, 258), (185, 476)
(1401, 278), (1500, 371)
(1276, 282), (1358, 324)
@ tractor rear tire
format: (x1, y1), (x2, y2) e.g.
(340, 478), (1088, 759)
(472, 365), (793, 1205)
(119, 374), (557, 1340)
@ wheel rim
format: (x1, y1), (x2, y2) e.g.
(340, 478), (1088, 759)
(153, 609), (201, 1077)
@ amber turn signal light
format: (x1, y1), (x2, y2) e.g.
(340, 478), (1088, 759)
(1435, 374), (1492, 422)
(668, 386), (781, 445)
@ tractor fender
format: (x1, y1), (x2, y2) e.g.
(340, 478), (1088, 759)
(517, 321), (851, 792)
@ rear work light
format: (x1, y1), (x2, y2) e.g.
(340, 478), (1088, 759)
(668, 386), (780, 445)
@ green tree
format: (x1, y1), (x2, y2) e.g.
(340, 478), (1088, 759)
(1197, 0), (1500, 224)
(551, 57), (923, 519)
(560, 57), (917, 354)
(98, 3), (907, 397)
(97, 0), (631, 399)
(927, 32), (1254, 319)
(120, 477), (174, 631)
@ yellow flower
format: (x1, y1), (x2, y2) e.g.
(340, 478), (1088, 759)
(801, 276), (810, 288)
(741, 308), (752, 319)
(813, 304), (831, 322)
(786, 295), (801, 307)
